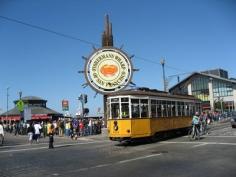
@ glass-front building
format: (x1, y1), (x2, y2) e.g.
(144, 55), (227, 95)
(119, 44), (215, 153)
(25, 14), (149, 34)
(169, 69), (236, 112)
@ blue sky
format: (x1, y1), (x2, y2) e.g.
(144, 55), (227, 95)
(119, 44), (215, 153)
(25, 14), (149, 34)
(0, 0), (236, 116)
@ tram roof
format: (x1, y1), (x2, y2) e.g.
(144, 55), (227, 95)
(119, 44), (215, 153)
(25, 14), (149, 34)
(107, 88), (199, 100)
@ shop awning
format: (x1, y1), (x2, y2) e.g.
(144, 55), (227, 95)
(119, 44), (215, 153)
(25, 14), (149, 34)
(0, 116), (21, 121)
(31, 114), (50, 120)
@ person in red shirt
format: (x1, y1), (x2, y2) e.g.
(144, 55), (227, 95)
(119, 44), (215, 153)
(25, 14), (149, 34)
(79, 120), (84, 136)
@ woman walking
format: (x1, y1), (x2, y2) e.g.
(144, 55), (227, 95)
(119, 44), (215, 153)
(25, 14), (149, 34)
(27, 123), (34, 144)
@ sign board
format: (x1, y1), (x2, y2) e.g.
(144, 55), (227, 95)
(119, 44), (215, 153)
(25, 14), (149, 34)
(24, 106), (31, 121)
(16, 100), (24, 112)
(62, 100), (69, 111)
(85, 47), (133, 94)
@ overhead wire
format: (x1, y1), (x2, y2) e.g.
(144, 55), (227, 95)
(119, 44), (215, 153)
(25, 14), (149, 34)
(0, 15), (100, 47)
(0, 15), (189, 73)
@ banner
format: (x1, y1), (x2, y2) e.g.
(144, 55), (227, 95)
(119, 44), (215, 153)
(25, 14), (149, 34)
(62, 100), (69, 111)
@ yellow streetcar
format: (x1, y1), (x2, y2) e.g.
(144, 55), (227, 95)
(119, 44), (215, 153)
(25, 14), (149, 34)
(107, 88), (201, 141)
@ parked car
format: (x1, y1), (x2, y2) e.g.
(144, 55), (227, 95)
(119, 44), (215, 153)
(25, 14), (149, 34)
(230, 111), (236, 128)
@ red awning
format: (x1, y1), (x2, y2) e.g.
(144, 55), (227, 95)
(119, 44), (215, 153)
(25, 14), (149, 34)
(0, 114), (50, 121)
(0, 116), (21, 121)
(31, 114), (50, 120)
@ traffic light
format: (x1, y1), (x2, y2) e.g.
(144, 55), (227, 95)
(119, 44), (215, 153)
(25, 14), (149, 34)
(84, 108), (89, 114)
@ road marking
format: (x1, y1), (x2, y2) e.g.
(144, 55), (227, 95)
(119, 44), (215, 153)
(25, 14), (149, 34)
(117, 153), (162, 164)
(0, 141), (100, 153)
(0, 138), (111, 150)
(183, 135), (236, 138)
(203, 135), (236, 138)
(192, 143), (207, 148)
(0, 142), (49, 149)
(161, 141), (236, 146)
(66, 153), (162, 174)
(93, 164), (111, 168)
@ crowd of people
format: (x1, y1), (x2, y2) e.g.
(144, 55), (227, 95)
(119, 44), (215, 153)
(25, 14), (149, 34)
(191, 111), (229, 136)
(0, 118), (103, 144)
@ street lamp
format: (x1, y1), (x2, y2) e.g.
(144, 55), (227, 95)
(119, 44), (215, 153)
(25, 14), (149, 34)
(6, 87), (10, 122)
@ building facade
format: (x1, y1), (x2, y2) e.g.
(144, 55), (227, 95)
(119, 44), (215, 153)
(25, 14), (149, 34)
(169, 69), (236, 112)
(0, 96), (62, 122)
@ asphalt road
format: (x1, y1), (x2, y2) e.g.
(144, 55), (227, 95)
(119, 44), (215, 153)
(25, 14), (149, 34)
(0, 122), (236, 177)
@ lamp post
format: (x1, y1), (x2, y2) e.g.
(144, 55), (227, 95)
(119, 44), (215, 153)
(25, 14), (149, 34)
(6, 87), (10, 122)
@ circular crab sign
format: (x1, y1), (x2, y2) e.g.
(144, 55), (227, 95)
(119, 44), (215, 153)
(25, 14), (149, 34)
(85, 47), (133, 94)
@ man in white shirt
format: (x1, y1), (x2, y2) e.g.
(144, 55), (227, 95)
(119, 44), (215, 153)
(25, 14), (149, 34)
(34, 122), (42, 143)
(0, 122), (4, 145)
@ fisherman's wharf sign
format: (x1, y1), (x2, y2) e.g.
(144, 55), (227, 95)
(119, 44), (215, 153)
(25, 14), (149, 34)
(85, 47), (133, 94)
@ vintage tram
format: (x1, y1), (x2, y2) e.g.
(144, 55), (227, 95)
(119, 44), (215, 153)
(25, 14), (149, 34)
(107, 88), (201, 141)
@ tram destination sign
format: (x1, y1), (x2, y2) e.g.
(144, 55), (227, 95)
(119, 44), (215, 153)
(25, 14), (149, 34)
(85, 47), (133, 94)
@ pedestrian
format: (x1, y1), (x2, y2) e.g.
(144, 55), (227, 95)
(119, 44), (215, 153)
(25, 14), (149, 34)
(47, 121), (54, 149)
(79, 120), (84, 136)
(58, 119), (64, 137)
(34, 122), (42, 143)
(88, 118), (93, 135)
(0, 122), (5, 145)
(27, 122), (34, 144)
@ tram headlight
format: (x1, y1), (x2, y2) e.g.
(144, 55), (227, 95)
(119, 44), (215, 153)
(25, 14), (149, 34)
(127, 129), (130, 133)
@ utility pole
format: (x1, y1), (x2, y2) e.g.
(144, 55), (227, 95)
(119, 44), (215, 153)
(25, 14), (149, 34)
(160, 59), (167, 92)
(6, 87), (10, 122)
(78, 94), (88, 119)
(18, 91), (24, 122)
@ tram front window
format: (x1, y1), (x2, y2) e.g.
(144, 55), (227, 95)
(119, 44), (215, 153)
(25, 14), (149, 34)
(121, 103), (129, 118)
(121, 97), (129, 118)
(111, 103), (119, 119)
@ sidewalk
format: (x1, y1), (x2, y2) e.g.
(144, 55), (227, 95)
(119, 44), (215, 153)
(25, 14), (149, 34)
(3, 128), (109, 146)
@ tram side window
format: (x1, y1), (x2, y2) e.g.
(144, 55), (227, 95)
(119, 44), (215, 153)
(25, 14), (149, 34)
(189, 104), (194, 116)
(157, 101), (162, 117)
(181, 102), (185, 116)
(131, 99), (140, 118)
(193, 105), (196, 115)
(111, 102), (119, 119)
(141, 99), (149, 118)
(161, 101), (167, 117)
(151, 100), (157, 118)
(167, 101), (172, 117)
(177, 102), (182, 116)
(196, 103), (201, 114)
(172, 101), (176, 116)
(185, 103), (190, 116)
